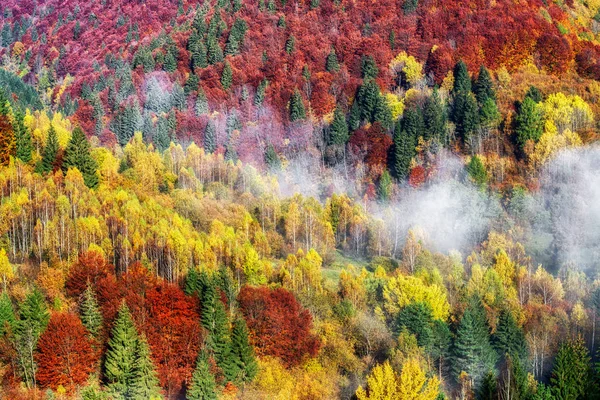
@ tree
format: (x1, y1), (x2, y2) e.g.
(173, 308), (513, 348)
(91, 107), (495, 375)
(104, 303), (139, 398)
(326, 48), (340, 72)
(36, 313), (97, 392)
(130, 334), (163, 400)
(453, 60), (471, 94)
(378, 170), (393, 202)
(474, 65), (495, 104)
(467, 155), (487, 188)
(285, 35), (296, 54)
(395, 302), (434, 349)
(478, 371), (497, 400)
(204, 121), (216, 153)
(402, 0), (419, 15)
(422, 88), (446, 142)
(493, 310), (528, 363)
(356, 361), (399, 399)
(0, 291), (15, 336)
(221, 61), (233, 90)
(551, 338), (590, 400)
(361, 55), (379, 79)
(231, 317), (258, 382)
(392, 108), (420, 180)
(37, 125), (59, 174)
(79, 284), (103, 340)
(0, 112), (15, 166)
(62, 126), (99, 188)
(264, 144), (281, 170)
(0, 248), (13, 290)
(515, 96), (543, 151)
(289, 89), (306, 121)
(13, 110), (32, 163)
(195, 87), (209, 116)
(187, 350), (217, 400)
(451, 297), (498, 386)
(328, 106), (349, 146)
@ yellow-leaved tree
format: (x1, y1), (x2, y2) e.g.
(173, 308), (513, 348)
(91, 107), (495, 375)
(383, 274), (450, 321)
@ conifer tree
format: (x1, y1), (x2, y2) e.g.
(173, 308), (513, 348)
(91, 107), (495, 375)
(285, 35), (296, 54)
(525, 85), (543, 103)
(206, 35), (224, 65)
(225, 18), (248, 56)
(467, 155), (487, 188)
(326, 48), (340, 73)
(154, 116), (171, 152)
(188, 350), (217, 400)
(254, 79), (268, 106)
(478, 371), (497, 400)
(0, 291), (15, 336)
(451, 296), (498, 386)
(474, 65), (495, 104)
(130, 334), (163, 400)
(221, 61), (233, 90)
(289, 89), (306, 121)
(453, 60), (471, 94)
(458, 92), (479, 141)
(231, 317), (258, 382)
(492, 310), (528, 363)
(395, 302), (434, 348)
(163, 51), (177, 73)
(264, 144), (281, 170)
(515, 96), (543, 150)
(204, 121), (216, 154)
(378, 170), (393, 202)
(551, 338), (591, 400)
(104, 303), (139, 398)
(392, 108), (420, 180)
(361, 55), (379, 80)
(13, 110), (32, 163)
(195, 87), (209, 116)
(79, 284), (103, 340)
(422, 88), (446, 142)
(62, 126), (99, 188)
(328, 106), (349, 146)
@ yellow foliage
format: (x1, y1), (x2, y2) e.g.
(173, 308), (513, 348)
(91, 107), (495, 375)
(541, 93), (594, 133)
(0, 248), (14, 288)
(389, 52), (424, 87)
(528, 128), (582, 169)
(385, 93), (405, 120)
(383, 274), (450, 320)
(356, 361), (399, 400)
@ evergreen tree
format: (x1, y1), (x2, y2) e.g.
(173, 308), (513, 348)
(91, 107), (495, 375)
(37, 125), (59, 174)
(328, 106), (349, 146)
(492, 310), (528, 363)
(453, 60), (471, 94)
(206, 35), (224, 65)
(154, 116), (171, 152)
(378, 170), (393, 202)
(289, 89), (306, 121)
(264, 144), (281, 170)
(254, 79), (268, 107)
(457, 92), (479, 141)
(479, 97), (500, 129)
(402, 0), (418, 14)
(204, 121), (216, 153)
(62, 126), (99, 188)
(395, 302), (434, 348)
(0, 291), (15, 336)
(79, 284), (103, 340)
(190, 40), (208, 70)
(163, 51), (177, 73)
(478, 371), (497, 400)
(551, 338), (591, 400)
(525, 85), (543, 103)
(14, 110), (32, 163)
(188, 350), (217, 400)
(326, 48), (340, 73)
(467, 155), (487, 188)
(231, 317), (258, 382)
(515, 96), (543, 151)
(130, 334), (163, 400)
(195, 87), (209, 116)
(451, 296), (498, 386)
(391, 108), (420, 180)
(104, 303), (139, 398)
(185, 74), (200, 96)
(422, 88), (446, 142)
(285, 35), (296, 54)
(474, 65), (495, 104)
(221, 61), (233, 90)
(171, 82), (186, 110)
(225, 18), (248, 56)
(361, 55), (379, 80)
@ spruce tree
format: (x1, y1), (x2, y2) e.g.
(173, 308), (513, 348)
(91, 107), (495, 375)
(254, 79), (268, 107)
(551, 339), (591, 400)
(79, 284), (103, 340)
(195, 87), (209, 116)
(467, 155), (487, 188)
(378, 170), (393, 202)
(154, 116), (171, 152)
(525, 85), (543, 103)
(14, 110), (32, 163)
(104, 303), (139, 398)
(395, 302), (434, 349)
(289, 89), (306, 121)
(478, 371), (497, 400)
(130, 334), (163, 400)
(285, 35), (295, 54)
(458, 92), (479, 141)
(326, 48), (340, 73)
(474, 65), (495, 104)
(0, 291), (15, 336)
(392, 108), (420, 180)
(188, 350), (217, 400)
(479, 97), (500, 129)
(62, 127), (99, 188)
(492, 310), (528, 363)
(422, 88), (446, 142)
(231, 317), (258, 382)
(204, 121), (216, 153)
(328, 106), (349, 146)
(453, 60), (471, 94)
(361, 55), (379, 79)
(221, 61), (233, 90)
(163, 51), (177, 73)
(515, 96), (543, 151)
(206, 35), (224, 65)
(451, 296), (498, 386)
(264, 144), (281, 170)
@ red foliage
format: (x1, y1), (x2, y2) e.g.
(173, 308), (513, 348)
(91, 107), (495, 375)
(238, 286), (320, 367)
(36, 313), (98, 392)
(349, 123), (393, 178)
(65, 251), (114, 299)
(408, 165), (427, 188)
(536, 33), (573, 76)
(142, 282), (202, 398)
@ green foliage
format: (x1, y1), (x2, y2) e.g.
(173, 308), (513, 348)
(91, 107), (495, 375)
(453, 60), (471, 94)
(467, 155), (487, 188)
(474, 65), (495, 104)
(204, 121), (216, 154)
(285, 35), (296, 54)
(515, 96), (543, 150)
(62, 126), (99, 188)
(423, 88), (446, 142)
(378, 170), (393, 202)
(551, 339), (591, 400)
(392, 108), (421, 180)
(254, 79), (268, 106)
(37, 125), (59, 175)
(188, 350), (217, 400)
(492, 310), (528, 362)
(402, 0), (418, 14)
(130, 334), (163, 400)
(395, 302), (434, 348)
(264, 144), (281, 170)
(525, 86), (543, 103)
(195, 87), (209, 116)
(478, 371), (497, 400)
(328, 106), (349, 146)
(206, 35), (224, 65)
(104, 303), (139, 398)
(231, 317), (258, 382)
(0, 291), (15, 336)
(289, 89), (306, 121)
(13, 110), (32, 163)
(361, 55), (379, 80)
(79, 284), (103, 339)
(0, 69), (42, 110)
(326, 48), (340, 73)
(225, 18), (248, 55)
(221, 61), (233, 90)
(350, 79), (392, 129)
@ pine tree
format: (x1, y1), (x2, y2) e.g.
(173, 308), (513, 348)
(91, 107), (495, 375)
(467, 155), (487, 188)
(479, 97), (500, 129)
(328, 106), (349, 146)
(104, 303), (139, 398)
(361, 55), (379, 79)
(326, 48), (340, 73)
(204, 121), (216, 153)
(551, 338), (591, 400)
(457, 92), (479, 141)
(62, 126), (99, 188)
(474, 65), (495, 104)
(188, 350), (217, 400)
(492, 310), (528, 363)
(0, 112), (15, 166)
(525, 85), (543, 103)
(289, 89), (306, 121)
(451, 297), (498, 386)
(423, 88), (446, 142)
(163, 51), (177, 73)
(13, 110), (32, 163)
(225, 18), (248, 56)
(395, 302), (434, 349)
(0, 291), (15, 336)
(79, 284), (103, 339)
(515, 96), (543, 150)
(453, 60), (471, 94)
(392, 108), (420, 180)
(206, 35), (224, 65)
(221, 61), (233, 90)
(154, 116), (171, 152)
(171, 82), (186, 110)
(130, 334), (163, 400)
(231, 317), (258, 382)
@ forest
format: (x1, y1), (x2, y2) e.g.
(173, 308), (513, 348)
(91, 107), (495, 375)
(2, 0), (600, 399)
